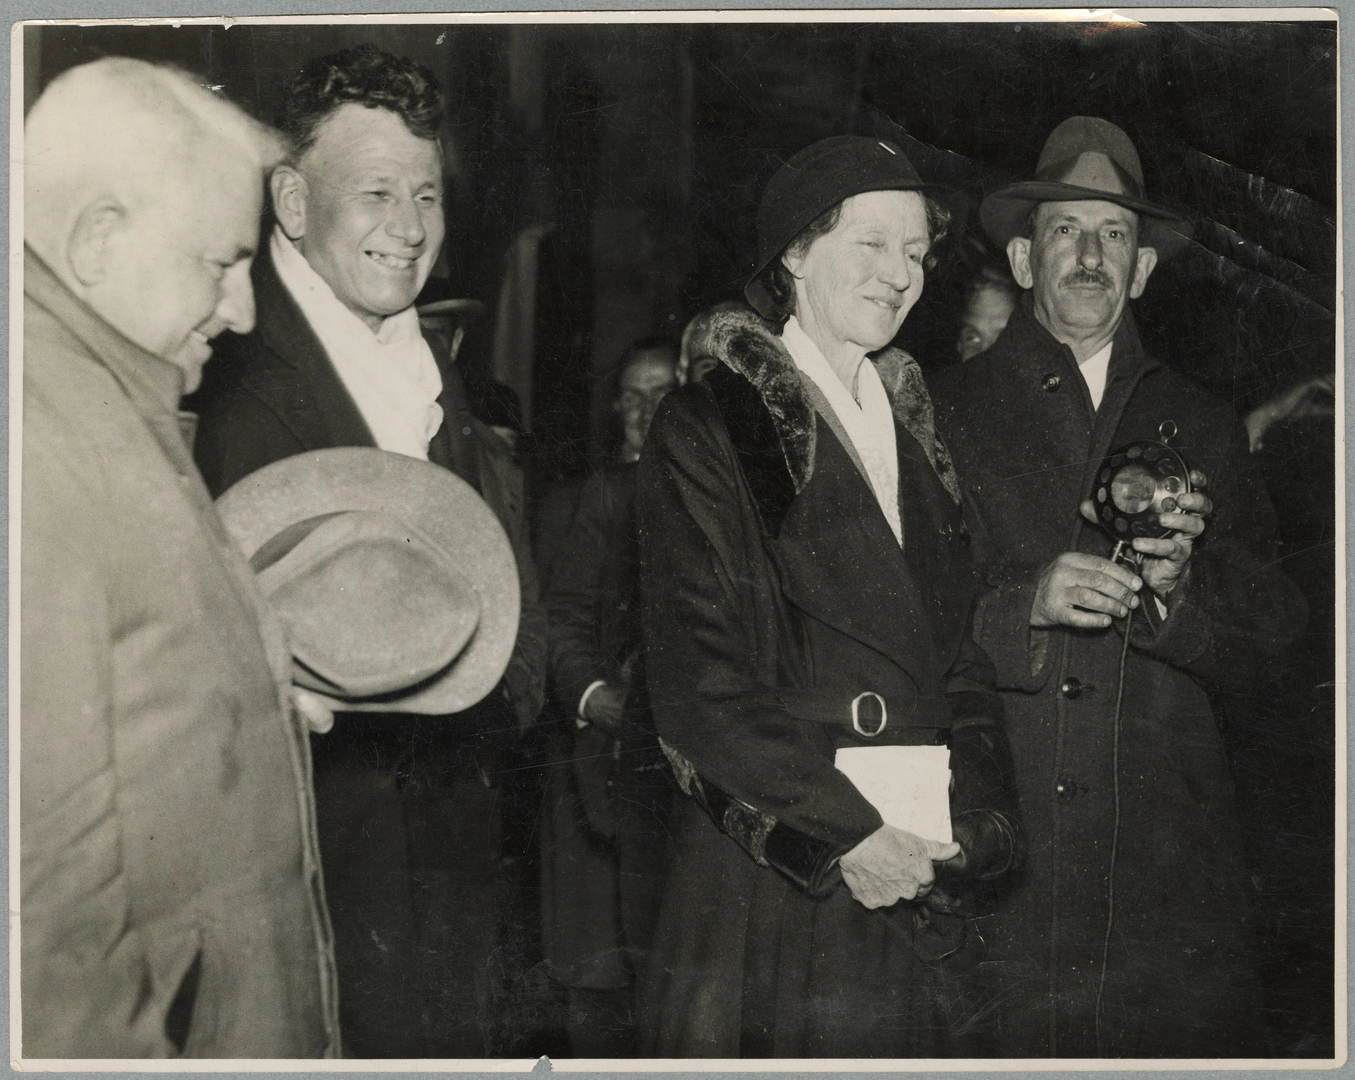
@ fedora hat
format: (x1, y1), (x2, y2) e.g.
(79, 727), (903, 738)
(745, 134), (970, 318)
(216, 447), (519, 715)
(980, 116), (1191, 257)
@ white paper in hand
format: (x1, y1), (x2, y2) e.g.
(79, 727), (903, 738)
(835, 745), (952, 843)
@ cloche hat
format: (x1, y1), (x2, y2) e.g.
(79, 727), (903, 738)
(745, 134), (969, 319)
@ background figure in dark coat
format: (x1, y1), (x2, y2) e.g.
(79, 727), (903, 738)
(191, 47), (546, 1058)
(539, 339), (678, 1056)
(1224, 374), (1336, 1053)
(929, 117), (1308, 1057)
(636, 138), (1022, 1058)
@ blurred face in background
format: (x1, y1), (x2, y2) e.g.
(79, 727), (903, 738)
(955, 283), (1017, 361)
(678, 310), (722, 384)
(616, 350), (678, 460)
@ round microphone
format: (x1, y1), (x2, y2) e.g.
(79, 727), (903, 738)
(1092, 439), (1192, 543)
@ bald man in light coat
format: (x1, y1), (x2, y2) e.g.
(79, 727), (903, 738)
(22, 58), (340, 1058)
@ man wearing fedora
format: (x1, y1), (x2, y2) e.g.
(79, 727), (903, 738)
(931, 117), (1306, 1056)
(21, 59), (339, 1057)
(190, 45), (546, 1057)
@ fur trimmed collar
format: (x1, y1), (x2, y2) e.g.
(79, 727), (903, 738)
(704, 309), (961, 505)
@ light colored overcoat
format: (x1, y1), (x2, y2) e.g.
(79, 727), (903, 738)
(20, 249), (340, 1058)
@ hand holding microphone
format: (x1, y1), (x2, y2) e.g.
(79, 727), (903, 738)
(1109, 468), (1211, 598)
(1032, 444), (1212, 628)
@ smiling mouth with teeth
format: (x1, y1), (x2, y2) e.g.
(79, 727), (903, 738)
(367, 251), (417, 270)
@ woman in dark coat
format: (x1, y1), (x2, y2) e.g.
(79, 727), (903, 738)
(634, 136), (1023, 1058)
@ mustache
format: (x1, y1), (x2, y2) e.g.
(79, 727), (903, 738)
(1061, 268), (1113, 289)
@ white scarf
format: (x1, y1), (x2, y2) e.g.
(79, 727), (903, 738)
(271, 227), (444, 460)
(781, 316), (902, 546)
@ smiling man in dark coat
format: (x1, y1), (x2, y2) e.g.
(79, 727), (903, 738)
(929, 117), (1307, 1057)
(190, 46), (545, 1057)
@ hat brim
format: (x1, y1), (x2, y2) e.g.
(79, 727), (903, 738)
(745, 183), (971, 319)
(215, 447), (519, 716)
(980, 181), (1192, 258)
(416, 298), (486, 322)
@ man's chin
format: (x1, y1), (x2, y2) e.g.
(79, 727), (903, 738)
(169, 343), (213, 395)
(179, 362), (207, 396)
(357, 262), (433, 315)
(357, 286), (424, 321)
(1052, 301), (1118, 332)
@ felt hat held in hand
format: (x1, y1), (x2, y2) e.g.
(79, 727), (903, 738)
(216, 447), (519, 714)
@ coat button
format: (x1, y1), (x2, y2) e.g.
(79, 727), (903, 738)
(1061, 677), (1083, 699)
(1055, 777), (1079, 801)
(1042, 374), (1061, 392)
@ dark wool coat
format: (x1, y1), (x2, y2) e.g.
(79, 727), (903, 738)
(21, 250), (339, 1057)
(540, 461), (673, 991)
(929, 298), (1308, 1058)
(189, 249), (547, 1057)
(191, 250), (546, 730)
(635, 310), (1020, 1058)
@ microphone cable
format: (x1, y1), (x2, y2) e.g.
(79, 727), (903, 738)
(1094, 545), (1140, 1057)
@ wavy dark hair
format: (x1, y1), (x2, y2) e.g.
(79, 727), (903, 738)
(759, 193), (952, 325)
(278, 44), (444, 160)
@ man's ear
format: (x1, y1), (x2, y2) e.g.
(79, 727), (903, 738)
(1129, 246), (1159, 299)
(68, 201), (125, 287)
(270, 165), (308, 241)
(1006, 236), (1034, 290)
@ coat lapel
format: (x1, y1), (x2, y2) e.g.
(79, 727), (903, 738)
(874, 350), (962, 505)
(251, 249), (378, 451)
(774, 414), (934, 669)
(706, 309), (953, 674)
(426, 356), (483, 490)
(1088, 310), (1162, 470)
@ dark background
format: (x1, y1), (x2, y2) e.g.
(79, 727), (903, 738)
(26, 18), (1336, 471)
(23, 17), (1340, 1058)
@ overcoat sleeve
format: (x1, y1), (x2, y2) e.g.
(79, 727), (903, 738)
(473, 429), (548, 731)
(1121, 415), (1307, 686)
(963, 497), (1055, 693)
(21, 429), (174, 1057)
(546, 471), (620, 712)
(963, 410), (1306, 694)
(637, 392), (884, 857)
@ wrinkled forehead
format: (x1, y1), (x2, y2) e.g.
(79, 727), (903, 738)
(836, 188), (929, 234)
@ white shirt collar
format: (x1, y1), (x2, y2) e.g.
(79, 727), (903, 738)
(270, 227), (444, 460)
(781, 316), (902, 545)
(1078, 340), (1113, 411)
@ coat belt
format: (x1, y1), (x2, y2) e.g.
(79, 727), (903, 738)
(774, 688), (950, 741)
